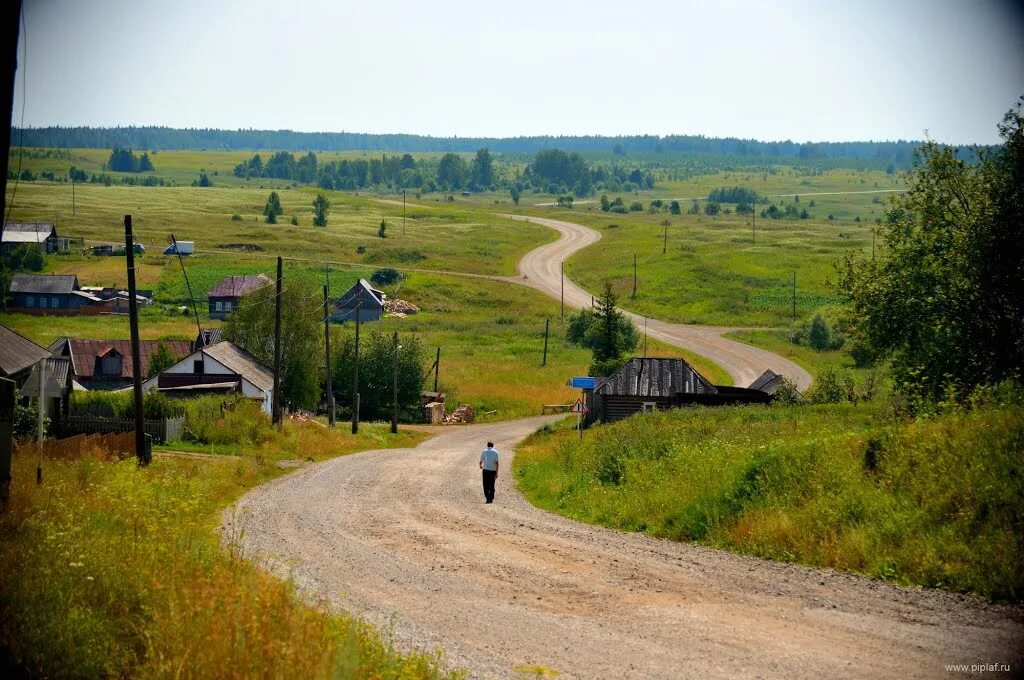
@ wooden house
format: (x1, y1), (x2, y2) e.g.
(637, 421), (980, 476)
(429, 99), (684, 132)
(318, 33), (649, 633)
(586, 357), (773, 425)
(49, 338), (192, 391)
(1, 222), (68, 255)
(331, 279), (385, 323)
(207, 274), (270, 319)
(0, 324), (54, 385)
(7, 274), (103, 314)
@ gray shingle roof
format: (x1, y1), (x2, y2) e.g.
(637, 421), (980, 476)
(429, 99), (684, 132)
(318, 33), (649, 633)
(0, 324), (53, 378)
(10, 273), (79, 294)
(748, 369), (784, 394)
(596, 357), (717, 397)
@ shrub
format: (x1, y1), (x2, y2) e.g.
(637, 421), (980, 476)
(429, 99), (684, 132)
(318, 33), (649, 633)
(806, 367), (856, 404)
(370, 268), (405, 287)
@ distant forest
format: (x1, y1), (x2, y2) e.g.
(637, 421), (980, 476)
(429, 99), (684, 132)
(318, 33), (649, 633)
(9, 126), (945, 164)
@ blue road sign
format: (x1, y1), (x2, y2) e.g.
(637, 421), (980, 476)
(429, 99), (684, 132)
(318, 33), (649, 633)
(570, 376), (596, 389)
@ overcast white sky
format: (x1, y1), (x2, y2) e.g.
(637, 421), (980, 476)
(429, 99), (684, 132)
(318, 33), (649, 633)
(11, 0), (1024, 144)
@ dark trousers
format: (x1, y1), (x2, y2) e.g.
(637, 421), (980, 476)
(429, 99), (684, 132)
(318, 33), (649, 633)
(482, 469), (497, 502)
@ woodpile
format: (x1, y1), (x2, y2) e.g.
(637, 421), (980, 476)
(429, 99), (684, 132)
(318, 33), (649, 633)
(384, 299), (420, 317)
(444, 403), (475, 424)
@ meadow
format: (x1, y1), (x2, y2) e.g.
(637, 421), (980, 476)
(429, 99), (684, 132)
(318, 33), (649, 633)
(0, 420), (468, 678)
(515, 395), (1024, 601)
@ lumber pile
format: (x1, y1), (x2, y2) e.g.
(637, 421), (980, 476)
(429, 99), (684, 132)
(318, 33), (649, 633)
(384, 299), (419, 317)
(444, 403), (475, 424)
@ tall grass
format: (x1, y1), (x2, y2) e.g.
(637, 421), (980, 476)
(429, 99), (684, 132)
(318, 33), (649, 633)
(0, 423), (454, 678)
(515, 400), (1024, 601)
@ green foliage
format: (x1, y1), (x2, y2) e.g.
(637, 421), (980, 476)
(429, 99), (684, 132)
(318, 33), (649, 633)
(806, 366), (856, 404)
(331, 329), (426, 422)
(182, 396), (274, 446)
(106, 148), (153, 172)
(13, 390), (46, 441)
(370, 268), (405, 287)
(146, 341), (178, 378)
(263, 191), (283, 224)
(290, 215), (298, 226)
(708, 186), (759, 204)
(470, 148), (494, 188)
(772, 377), (805, 405)
(377, 219), (387, 238)
(2, 243), (46, 272)
(436, 153), (468, 190)
(224, 277), (325, 410)
(510, 185), (521, 205)
(312, 193), (330, 227)
(837, 101), (1024, 404)
(808, 314), (831, 351)
(69, 390), (185, 420)
(565, 308), (639, 360)
(194, 172), (212, 187)
(669, 200), (681, 215)
(516, 398), (1024, 600)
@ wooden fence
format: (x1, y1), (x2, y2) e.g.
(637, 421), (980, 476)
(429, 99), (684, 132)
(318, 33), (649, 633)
(15, 432), (135, 461)
(64, 415), (184, 443)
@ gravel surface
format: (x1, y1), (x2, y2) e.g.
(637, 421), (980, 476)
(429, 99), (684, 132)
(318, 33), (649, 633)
(226, 417), (1023, 679)
(506, 214), (813, 389)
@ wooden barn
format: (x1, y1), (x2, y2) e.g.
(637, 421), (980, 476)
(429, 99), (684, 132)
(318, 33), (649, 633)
(207, 274), (271, 319)
(331, 279), (385, 323)
(585, 357), (773, 425)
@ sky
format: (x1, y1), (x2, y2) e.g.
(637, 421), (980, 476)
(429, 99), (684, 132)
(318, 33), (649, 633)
(11, 0), (1024, 144)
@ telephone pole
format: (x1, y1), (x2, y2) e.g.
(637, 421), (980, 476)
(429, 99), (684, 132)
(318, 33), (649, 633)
(432, 347), (440, 393)
(351, 291), (361, 434)
(792, 271), (797, 321)
(560, 261), (564, 319)
(632, 253), (637, 298)
(272, 256), (283, 427)
(323, 283), (335, 427)
(403, 189), (407, 236)
(125, 216), (149, 466)
(663, 221), (668, 255)
(542, 318), (549, 366)
(391, 332), (399, 434)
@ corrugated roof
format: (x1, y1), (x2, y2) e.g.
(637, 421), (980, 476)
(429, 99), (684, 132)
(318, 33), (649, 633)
(2, 222), (56, 243)
(208, 274), (271, 298)
(194, 328), (223, 349)
(59, 339), (192, 380)
(335, 278), (385, 308)
(10, 273), (79, 294)
(21, 357), (71, 398)
(203, 341), (274, 392)
(0, 324), (53, 377)
(596, 357), (717, 397)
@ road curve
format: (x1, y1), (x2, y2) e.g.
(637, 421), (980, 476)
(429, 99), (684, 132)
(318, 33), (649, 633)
(229, 418), (1023, 679)
(506, 215), (813, 389)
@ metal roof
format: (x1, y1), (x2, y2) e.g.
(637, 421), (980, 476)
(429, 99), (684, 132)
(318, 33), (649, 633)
(208, 274), (271, 299)
(10, 273), (79, 294)
(335, 278), (385, 308)
(194, 328), (223, 349)
(748, 369), (784, 394)
(2, 222), (56, 243)
(0, 324), (53, 377)
(596, 357), (717, 397)
(55, 338), (192, 380)
(202, 341), (274, 392)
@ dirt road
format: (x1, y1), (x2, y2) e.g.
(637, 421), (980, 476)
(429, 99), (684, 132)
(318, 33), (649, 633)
(507, 215), (812, 389)
(229, 418), (1023, 679)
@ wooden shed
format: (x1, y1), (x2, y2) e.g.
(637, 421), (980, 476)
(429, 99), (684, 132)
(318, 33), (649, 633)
(331, 279), (385, 323)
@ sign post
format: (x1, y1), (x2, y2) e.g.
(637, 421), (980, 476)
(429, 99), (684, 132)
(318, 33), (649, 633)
(569, 396), (589, 440)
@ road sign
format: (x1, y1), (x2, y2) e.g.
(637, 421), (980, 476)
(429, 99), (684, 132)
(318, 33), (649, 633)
(570, 376), (596, 389)
(569, 398), (589, 414)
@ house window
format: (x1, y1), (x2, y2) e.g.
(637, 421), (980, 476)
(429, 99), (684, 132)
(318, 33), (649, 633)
(25, 296), (33, 308)
(193, 360), (205, 374)
(51, 296), (59, 308)
(39, 297), (47, 308)
(215, 301), (223, 312)
(224, 301), (232, 312)
(101, 355), (123, 376)
(642, 402), (657, 413)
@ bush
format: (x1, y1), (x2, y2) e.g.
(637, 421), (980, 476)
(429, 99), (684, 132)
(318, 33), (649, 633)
(370, 268), (405, 287)
(183, 396), (273, 446)
(806, 367), (856, 404)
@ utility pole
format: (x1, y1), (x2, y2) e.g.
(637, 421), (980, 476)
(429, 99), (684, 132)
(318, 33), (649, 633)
(542, 318), (549, 366)
(403, 189), (407, 236)
(125, 216), (149, 466)
(36, 357), (45, 483)
(391, 332), (399, 434)
(792, 271), (797, 321)
(0, 377), (13, 508)
(663, 221), (668, 255)
(272, 256), (283, 427)
(752, 196), (756, 244)
(432, 347), (441, 393)
(351, 291), (361, 434)
(632, 253), (637, 298)
(644, 318), (648, 357)
(323, 283), (335, 427)
(72, 178), (76, 216)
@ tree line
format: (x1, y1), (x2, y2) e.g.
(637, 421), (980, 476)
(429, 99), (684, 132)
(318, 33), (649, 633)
(11, 125), (952, 164)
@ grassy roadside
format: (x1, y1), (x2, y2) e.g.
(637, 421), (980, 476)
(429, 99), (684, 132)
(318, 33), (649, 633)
(723, 329), (865, 378)
(0, 421), (466, 678)
(514, 400), (1024, 601)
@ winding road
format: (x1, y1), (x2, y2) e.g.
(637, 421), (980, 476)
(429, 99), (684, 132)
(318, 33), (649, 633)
(226, 212), (1022, 677)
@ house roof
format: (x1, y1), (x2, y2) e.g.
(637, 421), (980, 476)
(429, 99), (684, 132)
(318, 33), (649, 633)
(0, 324), (53, 378)
(748, 369), (784, 394)
(21, 357), (71, 398)
(202, 341), (274, 392)
(335, 278), (385, 308)
(208, 274), (271, 299)
(596, 357), (717, 397)
(2, 222), (56, 243)
(193, 328), (223, 349)
(54, 338), (192, 380)
(10, 273), (79, 294)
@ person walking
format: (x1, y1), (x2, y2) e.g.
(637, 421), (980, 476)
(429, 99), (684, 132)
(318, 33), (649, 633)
(479, 441), (499, 503)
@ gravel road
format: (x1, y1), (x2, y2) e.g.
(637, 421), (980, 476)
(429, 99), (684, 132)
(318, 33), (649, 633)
(507, 215), (813, 389)
(227, 417), (1023, 678)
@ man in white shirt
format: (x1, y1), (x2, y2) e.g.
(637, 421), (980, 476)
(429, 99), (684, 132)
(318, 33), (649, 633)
(479, 441), (500, 503)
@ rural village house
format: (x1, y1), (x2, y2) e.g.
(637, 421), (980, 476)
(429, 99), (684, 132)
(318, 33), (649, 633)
(0, 323), (54, 385)
(7, 273), (104, 314)
(49, 338), (192, 391)
(585, 357), (774, 426)
(140, 340), (274, 414)
(207, 274), (271, 319)
(332, 278), (385, 323)
(1, 222), (68, 255)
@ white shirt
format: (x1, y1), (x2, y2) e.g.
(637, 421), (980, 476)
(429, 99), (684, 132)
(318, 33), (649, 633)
(480, 447), (499, 471)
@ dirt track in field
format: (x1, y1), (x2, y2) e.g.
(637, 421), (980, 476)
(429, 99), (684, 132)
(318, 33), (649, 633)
(228, 417), (1023, 679)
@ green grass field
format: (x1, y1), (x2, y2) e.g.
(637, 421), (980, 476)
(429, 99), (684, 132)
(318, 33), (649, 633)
(515, 398), (1023, 601)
